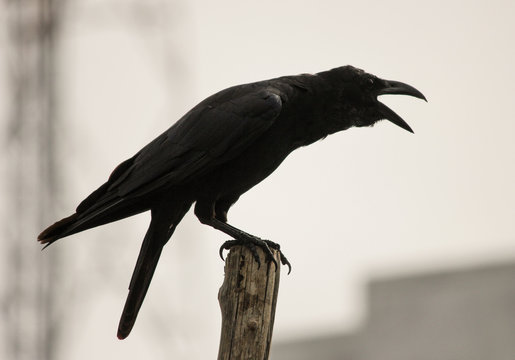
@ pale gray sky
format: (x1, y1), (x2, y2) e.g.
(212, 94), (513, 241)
(3, 0), (515, 359)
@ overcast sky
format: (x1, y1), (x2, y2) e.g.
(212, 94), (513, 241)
(3, 0), (515, 359)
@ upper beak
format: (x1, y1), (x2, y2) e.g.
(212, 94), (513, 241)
(376, 80), (427, 133)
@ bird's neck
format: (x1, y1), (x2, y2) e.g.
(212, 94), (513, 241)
(282, 80), (353, 149)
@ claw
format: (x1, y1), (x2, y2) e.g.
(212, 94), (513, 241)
(260, 241), (278, 270)
(279, 253), (292, 275)
(219, 239), (239, 261)
(219, 237), (290, 274)
(263, 240), (291, 274)
(248, 242), (262, 269)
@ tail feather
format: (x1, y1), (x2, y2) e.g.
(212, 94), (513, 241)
(39, 187), (192, 339)
(117, 228), (165, 339)
(38, 196), (146, 248)
(37, 198), (123, 247)
(37, 154), (137, 246)
(38, 213), (79, 246)
(117, 202), (191, 339)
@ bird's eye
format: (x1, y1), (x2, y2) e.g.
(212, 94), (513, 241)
(366, 78), (374, 87)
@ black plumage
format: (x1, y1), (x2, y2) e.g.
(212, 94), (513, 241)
(38, 65), (426, 339)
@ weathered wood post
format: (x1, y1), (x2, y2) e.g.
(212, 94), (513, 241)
(217, 246), (281, 360)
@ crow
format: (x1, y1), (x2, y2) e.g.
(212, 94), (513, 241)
(38, 65), (426, 339)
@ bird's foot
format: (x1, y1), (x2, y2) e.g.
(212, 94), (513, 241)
(219, 237), (291, 274)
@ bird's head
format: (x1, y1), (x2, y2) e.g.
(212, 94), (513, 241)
(322, 65), (426, 133)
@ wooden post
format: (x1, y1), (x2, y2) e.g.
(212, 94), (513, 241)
(217, 246), (281, 360)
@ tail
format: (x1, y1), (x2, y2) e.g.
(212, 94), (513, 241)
(37, 197), (128, 248)
(38, 213), (80, 247)
(38, 154), (141, 246)
(117, 202), (191, 339)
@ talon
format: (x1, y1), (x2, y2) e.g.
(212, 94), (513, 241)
(218, 237), (290, 273)
(219, 240), (238, 261)
(280, 254), (292, 275)
(263, 240), (291, 274)
(268, 253), (279, 271)
(261, 242), (278, 270)
(247, 242), (262, 269)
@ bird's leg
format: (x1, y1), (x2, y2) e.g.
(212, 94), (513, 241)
(213, 219), (291, 274)
(195, 202), (291, 273)
(220, 237), (292, 274)
(213, 220), (273, 265)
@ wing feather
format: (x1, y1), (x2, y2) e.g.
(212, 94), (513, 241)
(112, 87), (283, 198)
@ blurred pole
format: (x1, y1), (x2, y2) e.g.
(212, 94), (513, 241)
(3, 0), (65, 359)
(218, 247), (281, 360)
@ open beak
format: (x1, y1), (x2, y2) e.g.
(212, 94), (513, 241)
(376, 80), (427, 133)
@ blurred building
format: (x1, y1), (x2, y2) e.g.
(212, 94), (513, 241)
(272, 261), (515, 360)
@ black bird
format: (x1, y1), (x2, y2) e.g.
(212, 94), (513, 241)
(38, 65), (426, 339)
